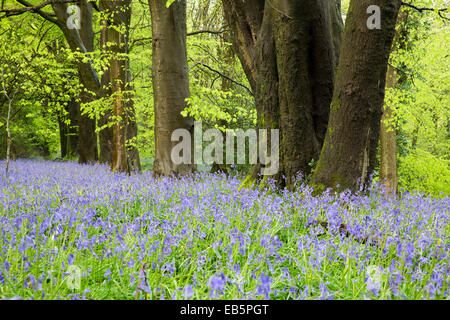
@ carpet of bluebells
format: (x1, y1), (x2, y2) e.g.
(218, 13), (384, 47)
(0, 159), (449, 300)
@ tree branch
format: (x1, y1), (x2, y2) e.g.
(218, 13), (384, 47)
(0, 0), (74, 24)
(130, 29), (227, 49)
(187, 29), (227, 36)
(401, 2), (449, 20)
(189, 62), (253, 95)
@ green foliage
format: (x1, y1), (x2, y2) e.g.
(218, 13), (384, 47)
(0, 13), (77, 159)
(166, 0), (176, 8)
(398, 149), (450, 196)
(377, 4), (450, 196)
(388, 13), (449, 160)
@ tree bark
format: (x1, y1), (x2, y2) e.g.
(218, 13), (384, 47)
(123, 4), (141, 172)
(311, 0), (402, 192)
(222, 0), (264, 93)
(109, 23), (128, 172)
(224, 0), (343, 189)
(149, 0), (195, 176)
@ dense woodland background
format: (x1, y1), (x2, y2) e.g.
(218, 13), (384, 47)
(0, 0), (448, 196)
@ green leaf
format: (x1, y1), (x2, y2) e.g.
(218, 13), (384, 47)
(166, 0), (176, 8)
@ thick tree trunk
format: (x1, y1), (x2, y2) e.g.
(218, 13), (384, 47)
(222, 0), (264, 93)
(272, 1), (332, 187)
(149, 0), (195, 176)
(75, 0), (98, 163)
(224, 0), (343, 189)
(253, 2), (279, 183)
(311, 0), (402, 192)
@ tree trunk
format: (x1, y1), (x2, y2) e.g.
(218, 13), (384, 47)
(5, 97), (12, 176)
(67, 98), (79, 157)
(379, 65), (398, 194)
(58, 113), (68, 158)
(101, 0), (141, 173)
(125, 86), (142, 172)
(311, 0), (402, 192)
(58, 99), (79, 158)
(253, 1), (279, 183)
(52, 0), (99, 164)
(75, 0), (98, 164)
(224, 0), (343, 189)
(222, 0), (264, 93)
(149, 0), (195, 176)
(98, 0), (114, 164)
(379, 9), (408, 195)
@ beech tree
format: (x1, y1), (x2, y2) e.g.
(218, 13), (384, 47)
(311, 0), (402, 192)
(51, 0), (99, 163)
(222, 0), (343, 188)
(149, 0), (196, 176)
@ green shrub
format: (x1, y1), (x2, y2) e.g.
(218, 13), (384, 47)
(398, 148), (450, 196)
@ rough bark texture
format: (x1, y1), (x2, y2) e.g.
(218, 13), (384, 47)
(222, 0), (264, 93)
(311, 0), (402, 192)
(149, 0), (195, 176)
(109, 19), (128, 172)
(123, 3), (141, 172)
(253, 2), (279, 182)
(224, 0), (343, 189)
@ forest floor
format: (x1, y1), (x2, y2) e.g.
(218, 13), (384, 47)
(0, 159), (448, 300)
